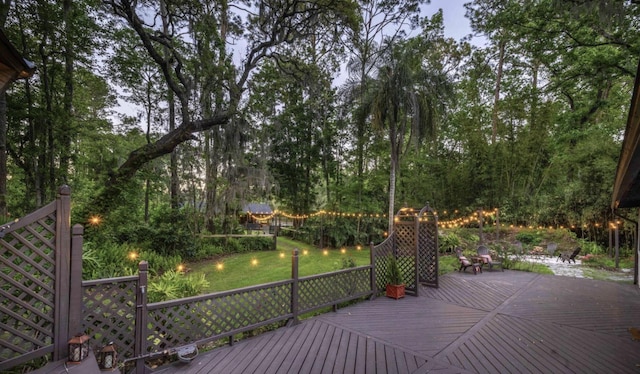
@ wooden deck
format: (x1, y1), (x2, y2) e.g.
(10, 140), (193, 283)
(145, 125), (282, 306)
(154, 271), (640, 373)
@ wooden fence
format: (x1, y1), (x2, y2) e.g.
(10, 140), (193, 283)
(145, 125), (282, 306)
(82, 251), (375, 373)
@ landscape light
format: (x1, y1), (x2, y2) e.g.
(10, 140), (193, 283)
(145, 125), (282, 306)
(67, 334), (90, 363)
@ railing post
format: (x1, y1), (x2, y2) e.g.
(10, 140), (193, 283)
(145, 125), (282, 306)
(68, 224), (84, 341)
(370, 242), (376, 299)
(54, 185), (71, 361)
(135, 261), (149, 374)
(290, 248), (299, 325)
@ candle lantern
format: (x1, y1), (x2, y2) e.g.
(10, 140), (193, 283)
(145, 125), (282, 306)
(67, 334), (90, 363)
(98, 342), (118, 371)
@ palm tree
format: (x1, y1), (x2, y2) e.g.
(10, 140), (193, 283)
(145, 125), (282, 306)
(364, 40), (451, 232)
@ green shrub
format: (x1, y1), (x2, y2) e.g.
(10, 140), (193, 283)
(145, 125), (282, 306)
(82, 241), (182, 279)
(515, 231), (542, 245)
(202, 236), (273, 255)
(577, 239), (603, 255)
(338, 256), (357, 269)
(193, 242), (224, 260)
(439, 231), (461, 253)
(147, 270), (210, 302)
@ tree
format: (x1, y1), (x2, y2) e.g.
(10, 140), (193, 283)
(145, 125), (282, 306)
(365, 36), (451, 231)
(342, 0), (426, 209)
(96, 0), (359, 216)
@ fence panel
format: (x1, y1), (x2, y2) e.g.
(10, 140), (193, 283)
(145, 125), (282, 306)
(82, 276), (138, 359)
(298, 266), (372, 314)
(0, 201), (60, 371)
(146, 281), (292, 351)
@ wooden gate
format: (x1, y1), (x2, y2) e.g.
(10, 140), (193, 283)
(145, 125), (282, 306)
(0, 186), (84, 371)
(371, 204), (439, 297)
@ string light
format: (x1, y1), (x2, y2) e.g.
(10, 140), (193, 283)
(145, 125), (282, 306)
(245, 209), (389, 222)
(245, 206), (615, 232)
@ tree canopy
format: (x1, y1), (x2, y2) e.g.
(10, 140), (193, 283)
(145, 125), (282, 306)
(1, 0), (638, 241)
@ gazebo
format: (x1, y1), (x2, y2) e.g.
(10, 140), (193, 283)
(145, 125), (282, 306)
(241, 202), (273, 230)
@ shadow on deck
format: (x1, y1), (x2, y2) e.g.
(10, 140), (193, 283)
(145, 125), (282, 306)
(154, 271), (640, 374)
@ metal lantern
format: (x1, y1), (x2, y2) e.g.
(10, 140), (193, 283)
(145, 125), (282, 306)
(98, 342), (118, 371)
(67, 334), (90, 363)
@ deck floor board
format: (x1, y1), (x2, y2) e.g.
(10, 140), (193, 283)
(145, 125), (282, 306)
(154, 271), (640, 374)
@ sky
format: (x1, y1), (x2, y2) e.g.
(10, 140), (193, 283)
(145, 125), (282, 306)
(430, 0), (474, 41)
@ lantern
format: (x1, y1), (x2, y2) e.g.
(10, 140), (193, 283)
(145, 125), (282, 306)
(67, 334), (90, 363)
(98, 342), (118, 371)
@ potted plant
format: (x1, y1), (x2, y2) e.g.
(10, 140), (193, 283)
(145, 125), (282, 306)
(386, 256), (405, 299)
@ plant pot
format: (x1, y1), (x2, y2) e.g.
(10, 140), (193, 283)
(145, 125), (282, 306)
(386, 283), (405, 299)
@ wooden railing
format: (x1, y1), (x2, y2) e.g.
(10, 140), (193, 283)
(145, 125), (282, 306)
(81, 249), (376, 373)
(1, 188), (438, 373)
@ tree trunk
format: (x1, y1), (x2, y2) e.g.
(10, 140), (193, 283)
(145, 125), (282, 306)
(491, 40), (505, 145)
(61, 0), (73, 180)
(0, 91), (7, 218)
(161, 0), (179, 210)
(0, 0), (11, 218)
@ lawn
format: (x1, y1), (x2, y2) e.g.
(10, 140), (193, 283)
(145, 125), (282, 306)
(188, 237), (371, 293)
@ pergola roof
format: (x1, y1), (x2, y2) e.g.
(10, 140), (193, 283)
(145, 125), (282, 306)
(612, 60), (640, 209)
(0, 28), (35, 92)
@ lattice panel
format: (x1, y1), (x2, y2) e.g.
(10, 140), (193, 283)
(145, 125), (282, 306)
(372, 233), (394, 292)
(147, 282), (291, 351)
(82, 278), (137, 358)
(418, 208), (439, 288)
(298, 267), (371, 313)
(394, 222), (416, 291)
(0, 213), (57, 364)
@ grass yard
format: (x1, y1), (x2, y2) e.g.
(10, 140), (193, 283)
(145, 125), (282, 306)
(188, 237), (371, 293)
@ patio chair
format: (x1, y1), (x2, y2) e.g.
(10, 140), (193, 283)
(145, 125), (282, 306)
(558, 247), (581, 263)
(476, 245), (503, 271)
(456, 247), (482, 275)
